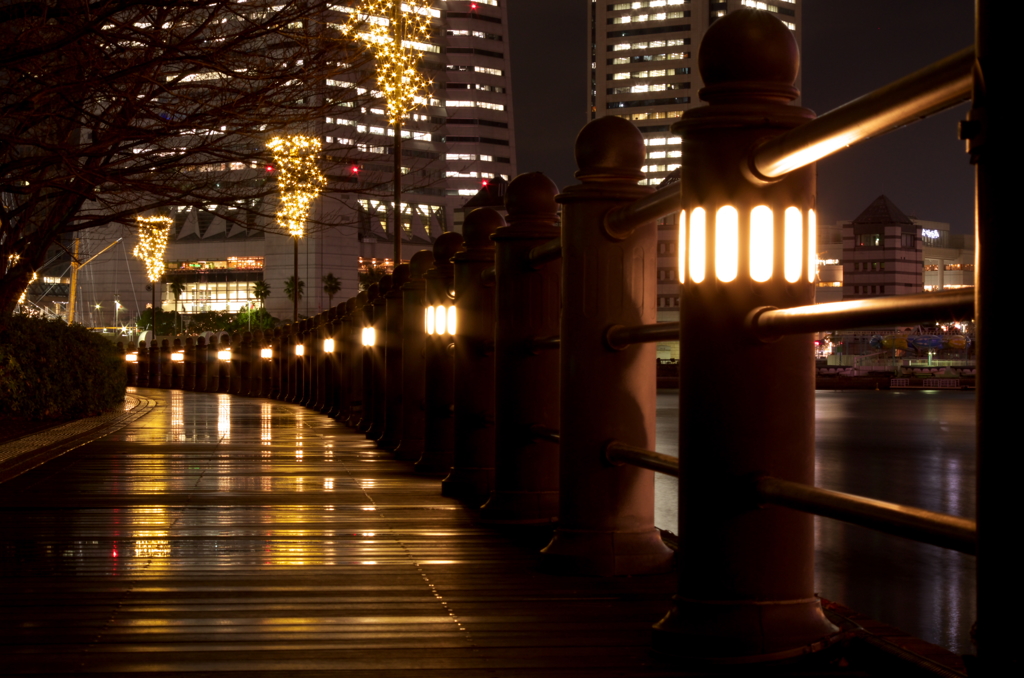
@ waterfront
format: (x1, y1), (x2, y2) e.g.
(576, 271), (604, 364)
(655, 388), (976, 656)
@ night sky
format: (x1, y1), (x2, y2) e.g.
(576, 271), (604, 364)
(506, 1), (975, 233)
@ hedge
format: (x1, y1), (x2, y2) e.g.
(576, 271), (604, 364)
(0, 316), (126, 420)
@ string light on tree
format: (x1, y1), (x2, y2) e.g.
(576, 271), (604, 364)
(133, 216), (173, 283)
(345, 0), (434, 125)
(266, 135), (326, 238)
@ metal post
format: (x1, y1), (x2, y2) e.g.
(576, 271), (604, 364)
(293, 235), (299, 323)
(651, 11), (838, 660)
(149, 338), (160, 388)
(194, 337), (208, 392)
(480, 173), (561, 524)
(329, 299), (356, 421)
(378, 264), (411, 450)
(171, 338), (184, 390)
(442, 208), (502, 502)
(366, 276), (392, 440)
(231, 332), (245, 395)
(218, 335), (231, 394)
(394, 251), (433, 461)
(159, 339), (172, 389)
(249, 331), (263, 397)
(973, 0), (1014, 670)
(415, 232), (464, 474)
(266, 329), (281, 400)
(539, 117), (673, 576)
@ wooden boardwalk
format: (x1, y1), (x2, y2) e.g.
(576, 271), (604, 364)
(1, 388), (970, 676)
(1, 388), (681, 676)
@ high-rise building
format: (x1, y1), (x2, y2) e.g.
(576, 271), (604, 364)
(586, 1), (802, 358)
(50, 1), (517, 329)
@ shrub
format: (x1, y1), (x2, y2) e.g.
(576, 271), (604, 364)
(0, 316), (126, 420)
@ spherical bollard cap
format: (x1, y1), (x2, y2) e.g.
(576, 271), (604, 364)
(161, 339), (170, 348)
(391, 263), (411, 288)
(506, 172), (559, 221)
(433, 231), (465, 265)
(574, 116), (646, 181)
(366, 283), (379, 303)
(699, 9), (799, 90)
(408, 250), (434, 279)
(196, 337), (205, 347)
(345, 297), (357, 312)
(377, 274), (393, 296)
(463, 208), (503, 247)
(356, 291), (368, 305)
(185, 337), (194, 347)
(173, 338), (182, 348)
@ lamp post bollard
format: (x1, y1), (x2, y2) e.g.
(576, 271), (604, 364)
(284, 322), (298, 403)
(377, 264), (411, 451)
(194, 337), (208, 392)
(271, 328), (286, 401)
(183, 338), (196, 391)
(136, 340), (149, 387)
(480, 173), (561, 524)
(415, 233), (463, 475)
(230, 332), (245, 395)
(318, 309), (336, 414)
(205, 334), (220, 393)
(356, 284), (380, 433)
(292, 322), (307, 404)
(149, 339), (160, 388)
(124, 342), (138, 387)
(248, 331), (263, 398)
(171, 338), (184, 390)
(329, 299), (356, 421)
(539, 117), (672, 576)
(217, 335), (231, 394)
(366, 275), (392, 441)
(347, 292), (369, 427)
(652, 10), (838, 660)
(300, 318), (315, 407)
(442, 209), (501, 501)
(394, 252), (433, 462)
(160, 339), (173, 389)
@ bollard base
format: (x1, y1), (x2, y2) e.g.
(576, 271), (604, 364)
(479, 490), (559, 525)
(393, 440), (425, 462)
(413, 450), (454, 476)
(376, 432), (400, 452)
(540, 527), (673, 576)
(651, 595), (841, 663)
(441, 466), (494, 503)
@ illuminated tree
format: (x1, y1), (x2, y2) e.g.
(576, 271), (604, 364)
(346, 0), (433, 265)
(132, 216), (173, 331)
(0, 0), (381, 327)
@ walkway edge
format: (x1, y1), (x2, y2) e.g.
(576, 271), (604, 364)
(0, 393), (157, 484)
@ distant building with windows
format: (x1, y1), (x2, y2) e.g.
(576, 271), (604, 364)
(38, 1), (518, 329)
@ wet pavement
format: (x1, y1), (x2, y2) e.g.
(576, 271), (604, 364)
(0, 388), (679, 676)
(0, 387), (970, 675)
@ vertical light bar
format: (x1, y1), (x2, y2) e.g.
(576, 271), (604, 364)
(435, 304), (447, 335)
(447, 305), (457, 336)
(715, 206), (739, 282)
(677, 210), (687, 282)
(749, 205), (774, 282)
(425, 305), (434, 334)
(784, 206), (803, 283)
(807, 208), (817, 283)
(688, 207), (706, 283)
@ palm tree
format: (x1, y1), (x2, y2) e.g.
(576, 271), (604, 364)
(284, 276), (304, 304)
(252, 280), (271, 309)
(168, 280), (185, 333)
(322, 272), (341, 308)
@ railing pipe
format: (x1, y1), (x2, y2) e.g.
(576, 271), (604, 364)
(529, 425), (560, 445)
(748, 289), (974, 340)
(756, 476), (976, 555)
(605, 442), (679, 477)
(603, 180), (683, 241)
(751, 47), (974, 180)
(527, 238), (562, 266)
(606, 322), (680, 350)
(528, 336), (560, 352)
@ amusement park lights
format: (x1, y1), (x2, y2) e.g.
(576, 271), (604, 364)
(266, 135), (326, 238)
(133, 216), (173, 283)
(345, 0), (433, 125)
